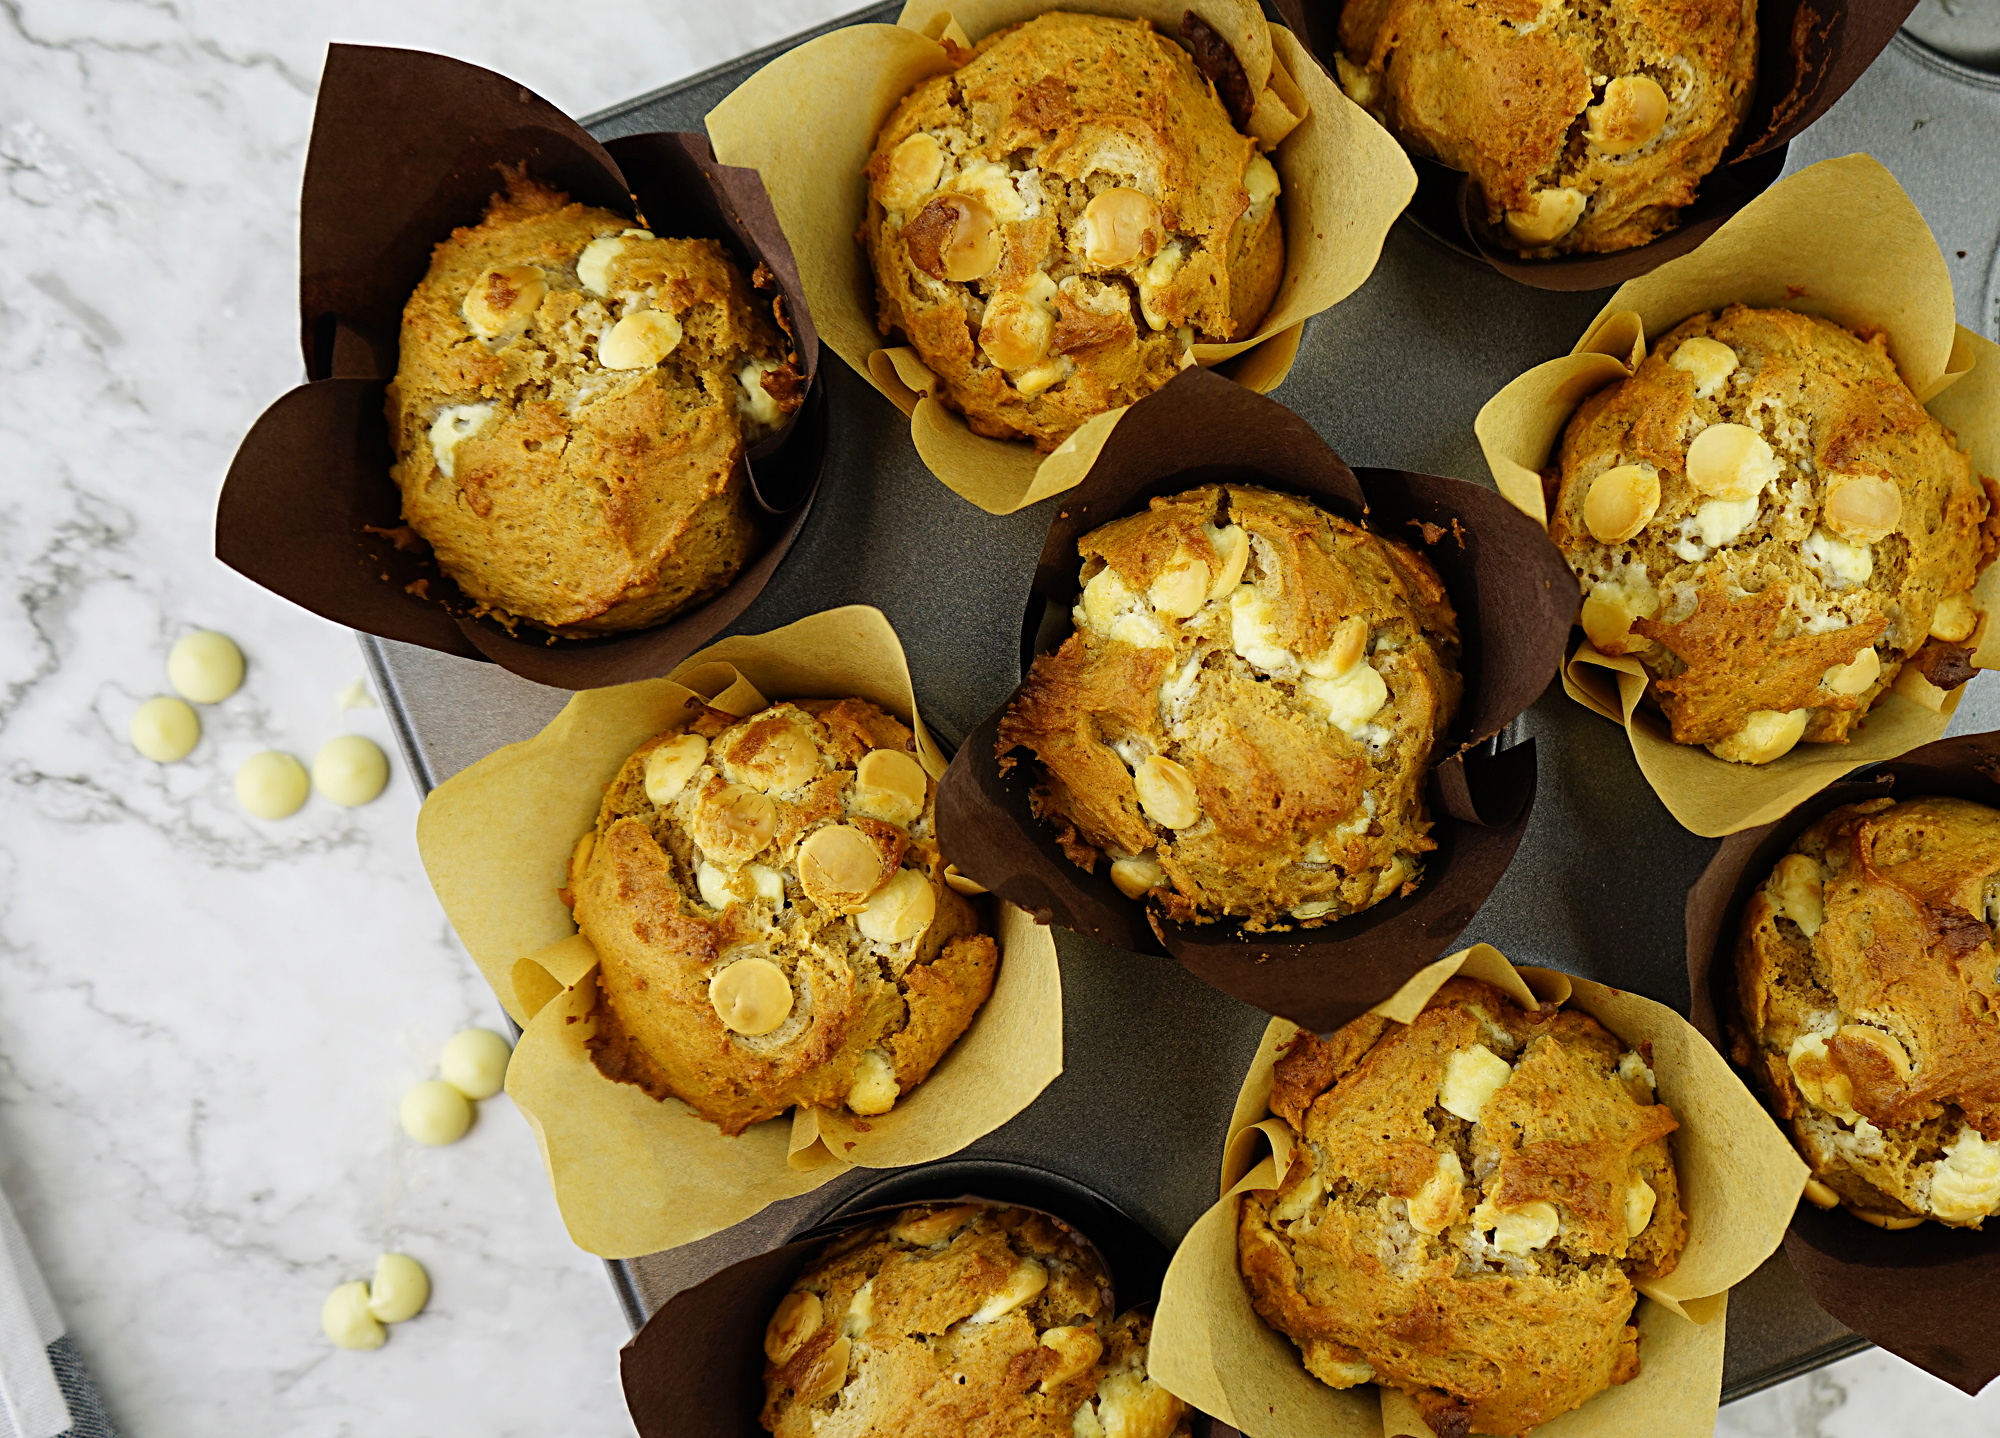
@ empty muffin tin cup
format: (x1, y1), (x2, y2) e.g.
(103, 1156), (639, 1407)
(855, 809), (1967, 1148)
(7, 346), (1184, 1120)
(1273, 0), (1920, 290)
(1476, 154), (2000, 838)
(936, 366), (1575, 1035)
(619, 1160), (1238, 1438)
(1149, 942), (1806, 1437)
(1685, 727), (2000, 1394)
(414, 606), (1062, 1257)
(216, 43), (826, 689)
(705, 0), (1417, 515)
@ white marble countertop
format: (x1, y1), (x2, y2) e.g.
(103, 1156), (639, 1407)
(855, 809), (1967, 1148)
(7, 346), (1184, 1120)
(1, 1), (1997, 1434)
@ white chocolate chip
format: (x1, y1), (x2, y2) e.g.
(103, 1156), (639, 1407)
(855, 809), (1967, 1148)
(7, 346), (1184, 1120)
(1300, 663), (1389, 737)
(322, 1280), (386, 1351)
(1670, 337), (1738, 398)
(1801, 527), (1874, 588)
(1685, 422), (1780, 501)
(1709, 708), (1809, 765)
(1244, 152), (1281, 207)
(1148, 551), (1211, 618)
(724, 721), (818, 794)
(1080, 566), (1139, 633)
(737, 359), (786, 430)
(1472, 1197), (1560, 1254)
(765, 1290), (823, 1363)
(841, 1279), (875, 1337)
(1929, 1126), (2000, 1222)
(1334, 53), (1380, 107)
(1823, 646), (1881, 697)
(599, 309), (683, 369)
(1932, 591), (1980, 643)
(891, 1204), (982, 1246)
(1013, 357), (1072, 396)
(857, 868), (936, 944)
(236, 751), (309, 819)
(1133, 755), (1201, 829)
(793, 1335), (850, 1406)
(1786, 1033), (1857, 1121)
(366, 1253), (430, 1324)
(575, 228), (653, 297)
(168, 630), (244, 704)
(1583, 463), (1661, 543)
(799, 824), (890, 909)
(851, 748), (928, 826)
(427, 403), (493, 480)
(131, 696), (199, 763)
(1503, 188), (1586, 246)
(1625, 1176), (1658, 1237)
(1137, 244), (1187, 331)
(1080, 187), (1161, 269)
(846, 1048), (900, 1116)
(644, 733), (708, 806)
(1304, 617), (1369, 681)
(1407, 1150), (1466, 1235)
(1229, 583), (1292, 674)
(1823, 473), (1903, 544)
(400, 1080), (473, 1145)
(1109, 855), (1164, 900)
(883, 132), (946, 211)
(313, 734), (389, 807)
(967, 1258), (1047, 1323)
(709, 956), (794, 1036)
(1586, 74), (1669, 155)
(462, 264), (547, 339)
(749, 864), (786, 906)
(980, 273), (1059, 372)
(1770, 853), (1825, 937)
(1691, 493), (1761, 549)
(1039, 1325), (1103, 1386)
(1580, 575), (1660, 653)
(438, 1028), (512, 1100)
(1203, 523), (1250, 598)
(1438, 1045), (1512, 1121)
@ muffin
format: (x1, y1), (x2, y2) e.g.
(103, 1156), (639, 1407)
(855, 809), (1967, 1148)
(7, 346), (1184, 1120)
(1733, 796), (2000, 1229)
(386, 171), (804, 636)
(1238, 978), (1687, 1438)
(1332, 0), (1756, 255)
(1548, 304), (1997, 764)
(996, 484), (1461, 929)
(570, 697), (998, 1135)
(862, 11), (1284, 452)
(760, 1202), (1189, 1438)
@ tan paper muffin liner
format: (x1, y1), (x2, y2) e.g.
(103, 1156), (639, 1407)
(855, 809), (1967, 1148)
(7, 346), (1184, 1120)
(1474, 154), (2000, 838)
(1150, 943), (1808, 1438)
(415, 606), (1063, 1257)
(706, 0), (1415, 514)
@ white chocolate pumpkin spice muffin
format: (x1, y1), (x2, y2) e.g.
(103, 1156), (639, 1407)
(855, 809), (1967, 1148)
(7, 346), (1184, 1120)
(862, 11), (1284, 452)
(998, 485), (1460, 930)
(1734, 796), (2000, 1230)
(760, 1202), (1189, 1438)
(1240, 978), (1686, 1438)
(1332, 0), (1756, 254)
(1548, 304), (1998, 765)
(570, 698), (997, 1136)
(386, 171), (804, 637)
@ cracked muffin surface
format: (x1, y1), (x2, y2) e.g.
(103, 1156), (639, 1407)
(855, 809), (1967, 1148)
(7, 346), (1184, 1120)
(1734, 796), (2000, 1230)
(862, 11), (1283, 452)
(571, 698), (997, 1136)
(997, 484), (1460, 929)
(1549, 304), (1996, 764)
(1332, 0), (1755, 255)
(1239, 978), (1686, 1438)
(760, 1202), (1189, 1438)
(386, 171), (803, 636)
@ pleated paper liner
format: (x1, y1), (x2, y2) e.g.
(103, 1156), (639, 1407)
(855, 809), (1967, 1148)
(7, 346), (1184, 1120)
(1270, 0), (1918, 291)
(1474, 154), (2000, 838)
(1148, 943), (1807, 1438)
(933, 367), (1573, 1034)
(704, 0), (1415, 516)
(413, 607), (1062, 1258)
(215, 43), (826, 690)
(1684, 728), (2000, 1395)
(621, 1160), (1242, 1438)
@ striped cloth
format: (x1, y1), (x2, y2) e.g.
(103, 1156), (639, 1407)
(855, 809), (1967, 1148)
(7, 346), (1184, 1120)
(0, 1191), (115, 1438)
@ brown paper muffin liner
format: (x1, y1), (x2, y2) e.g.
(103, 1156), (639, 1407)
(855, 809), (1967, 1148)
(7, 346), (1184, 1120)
(1271, 0), (1919, 291)
(1475, 154), (2000, 838)
(1684, 729), (2000, 1394)
(705, 0), (1416, 515)
(619, 1171), (1239, 1438)
(936, 367), (1573, 1033)
(1148, 943), (1809, 1438)
(215, 44), (826, 690)
(414, 607), (1062, 1257)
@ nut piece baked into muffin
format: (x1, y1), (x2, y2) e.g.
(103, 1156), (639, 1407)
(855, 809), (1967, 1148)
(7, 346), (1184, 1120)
(997, 485), (1461, 929)
(863, 12), (1284, 451)
(1734, 796), (2000, 1229)
(1239, 979), (1686, 1438)
(1549, 304), (1997, 764)
(760, 1202), (1189, 1438)
(386, 172), (804, 636)
(570, 698), (997, 1135)
(1333, 0), (1756, 254)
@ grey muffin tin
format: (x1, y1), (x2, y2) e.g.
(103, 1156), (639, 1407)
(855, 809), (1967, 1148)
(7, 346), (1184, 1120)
(359, 4), (2000, 1405)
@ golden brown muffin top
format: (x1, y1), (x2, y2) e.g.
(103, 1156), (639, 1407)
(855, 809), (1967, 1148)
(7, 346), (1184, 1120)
(1549, 305), (1996, 763)
(386, 172), (802, 634)
(1334, 0), (1756, 254)
(572, 699), (997, 1135)
(862, 11), (1282, 450)
(998, 484), (1460, 928)
(1734, 796), (2000, 1228)
(1241, 978), (1685, 1438)
(761, 1202), (1188, 1438)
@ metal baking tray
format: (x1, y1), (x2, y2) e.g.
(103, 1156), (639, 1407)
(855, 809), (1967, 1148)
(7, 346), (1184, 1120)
(360, 6), (2000, 1405)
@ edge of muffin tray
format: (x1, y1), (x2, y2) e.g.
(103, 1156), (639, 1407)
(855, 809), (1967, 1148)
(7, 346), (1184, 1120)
(350, 1), (2000, 1411)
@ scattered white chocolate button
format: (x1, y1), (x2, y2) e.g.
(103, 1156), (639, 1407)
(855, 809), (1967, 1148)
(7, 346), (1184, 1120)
(168, 630), (244, 704)
(335, 677), (376, 711)
(322, 1280), (386, 1351)
(400, 1079), (474, 1146)
(366, 1252), (431, 1324)
(313, 734), (389, 807)
(439, 1028), (513, 1101)
(235, 751), (309, 819)
(131, 696), (200, 763)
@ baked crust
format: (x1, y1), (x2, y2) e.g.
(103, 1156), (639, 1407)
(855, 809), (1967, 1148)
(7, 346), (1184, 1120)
(386, 173), (802, 635)
(1733, 796), (2000, 1227)
(572, 698), (996, 1136)
(1240, 979), (1686, 1438)
(862, 12), (1283, 452)
(1335, 0), (1756, 254)
(997, 484), (1461, 928)
(1549, 305), (1995, 761)
(760, 1203), (1189, 1438)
